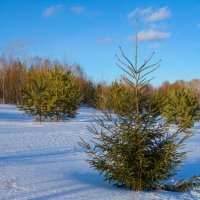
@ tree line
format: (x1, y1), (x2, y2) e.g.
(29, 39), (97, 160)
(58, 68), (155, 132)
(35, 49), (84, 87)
(0, 56), (199, 125)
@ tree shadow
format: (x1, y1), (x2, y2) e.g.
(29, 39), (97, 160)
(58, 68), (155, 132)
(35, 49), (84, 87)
(70, 171), (113, 190)
(0, 105), (32, 122)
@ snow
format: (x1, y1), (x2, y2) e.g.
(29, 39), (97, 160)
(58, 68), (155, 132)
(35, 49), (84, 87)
(0, 104), (200, 200)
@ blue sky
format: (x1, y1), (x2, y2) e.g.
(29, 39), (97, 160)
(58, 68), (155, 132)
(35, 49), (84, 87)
(0, 0), (200, 85)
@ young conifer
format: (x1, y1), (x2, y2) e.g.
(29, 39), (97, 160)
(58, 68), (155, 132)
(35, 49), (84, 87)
(162, 86), (199, 128)
(19, 70), (49, 123)
(47, 65), (82, 121)
(19, 65), (82, 122)
(80, 20), (200, 191)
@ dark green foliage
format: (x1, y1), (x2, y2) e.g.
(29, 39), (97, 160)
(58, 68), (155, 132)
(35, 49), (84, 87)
(80, 21), (200, 191)
(81, 112), (193, 191)
(162, 86), (199, 128)
(161, 176), (200, 192)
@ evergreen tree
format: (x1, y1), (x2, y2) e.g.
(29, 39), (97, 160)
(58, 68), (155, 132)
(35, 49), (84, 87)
(80, 21), (200, 191)
(19, 65), (82, 122)
(19, 70), (49, 123)
(161, 86), (199, 128)
(83, 80), (97, 107)
(93, 83), (107, 110)
(47, 65), (82, 121)
(104, 80), (135, 115)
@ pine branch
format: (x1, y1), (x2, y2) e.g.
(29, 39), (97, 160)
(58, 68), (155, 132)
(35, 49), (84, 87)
(161, 176), (200, 192)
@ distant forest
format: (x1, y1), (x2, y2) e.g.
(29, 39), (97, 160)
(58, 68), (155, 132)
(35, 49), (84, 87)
(0, 56), (199, 107)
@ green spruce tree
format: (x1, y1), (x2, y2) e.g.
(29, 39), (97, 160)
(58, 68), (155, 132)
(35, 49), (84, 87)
(47, 65), (82, 121)
(80, 20), (200, 191)
(162, 86), (199, 128)
(19, 70), (49, 123)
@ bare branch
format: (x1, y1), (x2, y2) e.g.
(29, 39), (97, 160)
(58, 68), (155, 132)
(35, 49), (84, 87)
(115, 54), (136, 76)
(119, 47), (136, 74)
(139, 77), (155, 88)
(138, 52), (155, 72)
(116, 63), (136, 80)
(139, 60), (161, 74)
(139, 65), (160, 81)
(138, 77), (146, 86)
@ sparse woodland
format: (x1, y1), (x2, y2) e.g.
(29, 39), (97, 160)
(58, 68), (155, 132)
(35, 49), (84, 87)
(0, 23), (200, 192)
(0, 56), (199, 125)
(1, 0), (200, 198)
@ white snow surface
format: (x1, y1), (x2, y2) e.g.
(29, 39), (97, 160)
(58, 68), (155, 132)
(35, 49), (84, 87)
(0, 104), (200, 200)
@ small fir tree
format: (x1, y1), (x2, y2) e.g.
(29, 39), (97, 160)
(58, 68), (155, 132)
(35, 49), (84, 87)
(47, 65), (82, 121)
(162, 86), (199, 128)
(19, 70), (49, 123)
(19, 65), (82, 122)
(80, 20), (200, 191)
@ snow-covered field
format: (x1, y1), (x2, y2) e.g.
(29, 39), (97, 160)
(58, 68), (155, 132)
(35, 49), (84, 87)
(0, 104), (200, 200)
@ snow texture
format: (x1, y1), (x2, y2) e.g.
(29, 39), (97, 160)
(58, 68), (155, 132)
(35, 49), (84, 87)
(0, 104), (200, 200)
